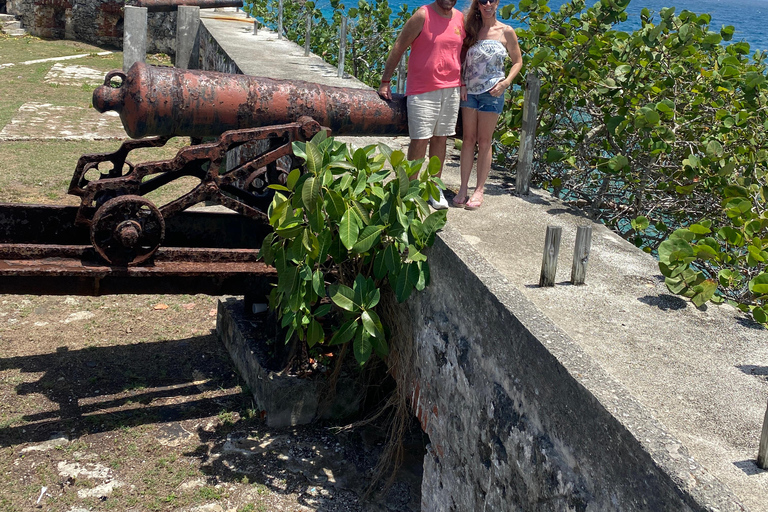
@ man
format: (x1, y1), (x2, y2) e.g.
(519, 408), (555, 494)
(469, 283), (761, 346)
(378, 0), (465, 210)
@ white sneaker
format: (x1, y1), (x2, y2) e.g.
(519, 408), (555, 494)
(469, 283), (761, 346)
(429, 189), (449, 210)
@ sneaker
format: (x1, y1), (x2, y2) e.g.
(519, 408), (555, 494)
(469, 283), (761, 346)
(428, 189), (449, 210)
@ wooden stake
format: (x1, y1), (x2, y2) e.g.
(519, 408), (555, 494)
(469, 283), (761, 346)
(758, 399), (768, 468)
(516, 71), (541, 196)
(539, 226), (562, 287)
(571, 225), (592, 285)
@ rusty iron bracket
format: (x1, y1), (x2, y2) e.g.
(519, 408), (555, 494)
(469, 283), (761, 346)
(66, 117), (322, 265)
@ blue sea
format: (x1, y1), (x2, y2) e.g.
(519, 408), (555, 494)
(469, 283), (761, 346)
(315, 0), (768, 54)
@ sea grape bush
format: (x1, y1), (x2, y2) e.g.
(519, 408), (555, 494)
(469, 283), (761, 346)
(260, 132), (447, 365)
(248, 0), (767, 325)
(497, 0), (768, 325)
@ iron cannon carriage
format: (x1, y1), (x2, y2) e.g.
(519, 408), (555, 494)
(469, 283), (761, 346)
(0, 63), (407, 297)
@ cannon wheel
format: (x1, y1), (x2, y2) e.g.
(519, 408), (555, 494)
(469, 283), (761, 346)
(90, 195), (165, 266)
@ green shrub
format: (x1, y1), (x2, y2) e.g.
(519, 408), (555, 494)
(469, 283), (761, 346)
(260, 133), (447, 365)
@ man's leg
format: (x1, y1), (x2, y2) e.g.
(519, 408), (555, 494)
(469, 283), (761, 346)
(408, 138), (430, 162)
(428, 135), (448, 177)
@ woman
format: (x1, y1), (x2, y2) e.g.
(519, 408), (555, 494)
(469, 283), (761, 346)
(454, 0), (522, 210)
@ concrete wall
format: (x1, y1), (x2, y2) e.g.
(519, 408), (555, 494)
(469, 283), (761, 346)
(6, 0), (175, 54)
(197, 20), (241, 75)
(397, 226), (744, 512)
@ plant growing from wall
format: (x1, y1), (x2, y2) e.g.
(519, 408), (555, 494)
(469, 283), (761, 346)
(259, 132), (447, 365)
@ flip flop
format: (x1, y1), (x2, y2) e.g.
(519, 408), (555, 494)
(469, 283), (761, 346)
(464, 196), (483, 210)
(452, 195), (468, 207)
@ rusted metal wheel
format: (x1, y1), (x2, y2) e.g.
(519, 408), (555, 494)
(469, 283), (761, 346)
(90, 195), (165, 266)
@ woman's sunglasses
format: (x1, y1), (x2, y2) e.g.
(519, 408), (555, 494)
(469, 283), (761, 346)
(478, 0), (497, 4)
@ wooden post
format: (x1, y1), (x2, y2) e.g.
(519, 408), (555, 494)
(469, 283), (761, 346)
(539, 226), (562, 287)
(396, 53), (407, 95)
(570, 225), (592, 285)
(304, 13), (311, 57)
(516, 71), (541, 196)
(338, 16), (347, 78)
(758, 399), (768, 469)
(277, 0), (283, 40)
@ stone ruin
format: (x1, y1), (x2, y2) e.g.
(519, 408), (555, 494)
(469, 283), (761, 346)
(5, 0), (175, 55)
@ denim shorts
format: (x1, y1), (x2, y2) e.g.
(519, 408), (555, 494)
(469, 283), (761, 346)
(460, 90), (505, 115)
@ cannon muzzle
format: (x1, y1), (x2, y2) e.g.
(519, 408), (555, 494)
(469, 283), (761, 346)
(93, 63), (409, 139)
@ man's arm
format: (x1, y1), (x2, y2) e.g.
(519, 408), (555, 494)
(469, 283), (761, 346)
(377, 8), (426, 100)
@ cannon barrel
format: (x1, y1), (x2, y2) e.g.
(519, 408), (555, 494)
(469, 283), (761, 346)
(93, 63), (409, 139)
(131, 0), (243, 12)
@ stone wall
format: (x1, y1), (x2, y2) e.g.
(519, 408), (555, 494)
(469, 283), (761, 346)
(6, 0), (175, 54)
(396, 226), (744, 512)
(197, 20), (241, 75)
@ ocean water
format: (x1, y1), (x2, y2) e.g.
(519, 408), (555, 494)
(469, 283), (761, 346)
(314, 0), (768, 53)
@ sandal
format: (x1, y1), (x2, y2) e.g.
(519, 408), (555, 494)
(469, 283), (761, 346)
(452, 195), (468, 207)
(464, 196), (483, 210)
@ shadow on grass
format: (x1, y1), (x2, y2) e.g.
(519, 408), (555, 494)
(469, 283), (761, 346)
(0, 335), (247, 447)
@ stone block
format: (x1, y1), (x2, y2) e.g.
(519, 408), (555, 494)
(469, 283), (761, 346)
(216, 297), (362, 428)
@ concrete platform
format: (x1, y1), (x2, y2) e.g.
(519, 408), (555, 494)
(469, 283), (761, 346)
(0, 102), (125, 141)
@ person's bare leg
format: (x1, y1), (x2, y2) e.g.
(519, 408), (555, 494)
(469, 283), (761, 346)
(427, 135), (448, 177)
(407, 138), (430, 162)
(468, 111), (500, 207)
(457, 107), (478, 203)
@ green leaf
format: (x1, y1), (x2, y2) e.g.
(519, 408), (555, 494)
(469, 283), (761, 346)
(307, 319), (324, 347)
(688, 223), (711, 235)
(384, 244), (400, 274)
(394, 268), (413, 303)
(314, 304), (331, 318)
(373, 250), (387, 280)
(352, 147), (369, 170)
(312, 270), (325, 296)
(302, 176), (323, 211)
(691, 280), (717, 307)
(352, 225), (384, 254)
(339, 209), (361, 250)
(607, 154), (629, 172)
(706, 140), (724, 158)
(353, 326), (372, 365)
(286, 168), (301, 191)
(259, 232), (275, 265)
(329, 283), (358, 312)
(305, 140), (323, 175)
(361, 310), (384, 340)
(753, 307), (768, 324)
(631, 216), (649, 231)
(749, 273), (768, 295)
(658, 238), (694, 264)
(329, 319), (358, 345)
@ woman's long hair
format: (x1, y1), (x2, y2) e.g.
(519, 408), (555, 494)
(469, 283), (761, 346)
(464, 0), (483, 49)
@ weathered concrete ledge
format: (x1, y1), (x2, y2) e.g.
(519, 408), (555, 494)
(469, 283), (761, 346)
(199, 10), (768, 511)
(397, 225), (747, 511)
(216, 298), (361, 428)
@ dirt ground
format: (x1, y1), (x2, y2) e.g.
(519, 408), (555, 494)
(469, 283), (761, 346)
(0, 34), (423, 512)
(0, 294), (423, 512)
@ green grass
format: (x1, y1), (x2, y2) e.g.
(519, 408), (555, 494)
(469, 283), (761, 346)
(0, 37), (186, 205)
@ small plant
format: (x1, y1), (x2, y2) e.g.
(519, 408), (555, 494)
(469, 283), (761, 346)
(261, 132), (446, 366)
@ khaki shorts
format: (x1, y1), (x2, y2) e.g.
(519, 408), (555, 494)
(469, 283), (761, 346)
(406, 87), (461, 140)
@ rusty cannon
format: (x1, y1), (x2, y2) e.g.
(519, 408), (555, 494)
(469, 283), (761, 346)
(0, 64), (408, 298)
(93, 62), (408, 139)
(131, 0), (243, 12)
